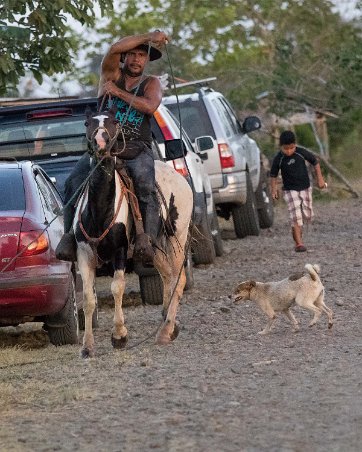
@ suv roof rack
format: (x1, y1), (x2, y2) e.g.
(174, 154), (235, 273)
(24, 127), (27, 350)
(169, 77), (217, 90)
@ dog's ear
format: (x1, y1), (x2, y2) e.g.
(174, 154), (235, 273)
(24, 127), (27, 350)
(247, 280), (256, 289)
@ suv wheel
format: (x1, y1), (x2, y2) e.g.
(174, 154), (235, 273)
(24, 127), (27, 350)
(255, 165), (274, 229)
(232, 172), (260, 238)
(45, 275), (80, 345)
(139, 250), (194, 304)
(192, 207), (216, 265)
(184, 249), (194, 290)
(211, 203), (224, 256)
(139, 273), (163, 305)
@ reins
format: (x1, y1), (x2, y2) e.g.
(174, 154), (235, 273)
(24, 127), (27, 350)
(77, 173), (126, 244)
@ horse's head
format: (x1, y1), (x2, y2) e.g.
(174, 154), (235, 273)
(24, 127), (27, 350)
(85, 106), (120, 158)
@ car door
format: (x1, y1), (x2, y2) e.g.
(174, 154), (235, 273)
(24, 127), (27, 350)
(33, 167), (66, 262)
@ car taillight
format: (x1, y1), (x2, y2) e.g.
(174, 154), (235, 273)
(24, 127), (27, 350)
(18, 231), (49, 256)
(173, 158), (189, 177)
(218, 143), (235, 168)
(154, 110), (174, 140)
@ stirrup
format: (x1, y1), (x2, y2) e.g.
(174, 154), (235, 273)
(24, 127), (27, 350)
(134, 233), (155, 267)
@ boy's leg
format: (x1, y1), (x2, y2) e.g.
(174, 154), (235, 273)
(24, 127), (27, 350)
(300, 187), (314, 224)
(283, 190), (306, 251)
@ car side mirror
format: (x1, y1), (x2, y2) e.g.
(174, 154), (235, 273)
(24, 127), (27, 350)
(242, 116), (261, 134)
(164, 139), (186, 161)
(195, 136), (214, 160)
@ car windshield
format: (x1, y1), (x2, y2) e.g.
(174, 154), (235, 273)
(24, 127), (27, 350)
(0, 118), (87, 160)
(165, 100), (215, 141)
(0, 169), (25, 210)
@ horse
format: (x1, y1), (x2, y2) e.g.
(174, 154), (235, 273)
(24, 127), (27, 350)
(74, 107), (193, 358)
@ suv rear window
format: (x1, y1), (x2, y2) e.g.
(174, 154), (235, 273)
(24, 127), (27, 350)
(0, 169), (25, 210)
(0, 118), (87, 160)
(165, 100), (215, 141)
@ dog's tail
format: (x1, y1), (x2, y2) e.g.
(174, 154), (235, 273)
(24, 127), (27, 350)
(305, 263), (321, 282)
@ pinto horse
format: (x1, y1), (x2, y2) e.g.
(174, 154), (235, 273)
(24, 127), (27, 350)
(74, 108), (193, 358)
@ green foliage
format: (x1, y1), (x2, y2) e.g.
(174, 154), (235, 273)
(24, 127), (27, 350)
(0, 0), (113, 95)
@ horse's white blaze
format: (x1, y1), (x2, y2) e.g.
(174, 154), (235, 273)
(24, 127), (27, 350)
(94, 115), (108, 149)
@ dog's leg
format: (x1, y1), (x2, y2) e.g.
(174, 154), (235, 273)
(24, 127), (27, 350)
(295, 294), (322, 327)
(258, 307), (276, 335)
(314, 291), (334, 329)
(283, 308), (299, 332)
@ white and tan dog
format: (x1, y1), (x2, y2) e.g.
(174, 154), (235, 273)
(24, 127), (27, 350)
(233, 264), (333, 335)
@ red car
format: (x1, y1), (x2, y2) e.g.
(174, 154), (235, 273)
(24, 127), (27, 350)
(0, 160), (80, 345)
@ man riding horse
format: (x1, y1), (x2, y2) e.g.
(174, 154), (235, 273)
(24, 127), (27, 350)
(56, 30), (169, 267)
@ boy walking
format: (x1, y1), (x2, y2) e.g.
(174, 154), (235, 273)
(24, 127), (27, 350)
(270, 131), (327, 252)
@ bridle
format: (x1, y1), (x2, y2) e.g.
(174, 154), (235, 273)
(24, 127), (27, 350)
(86, 117), (125, 159)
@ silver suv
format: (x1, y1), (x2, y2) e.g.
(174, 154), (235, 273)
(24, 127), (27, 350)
(163, 86), (274, 237)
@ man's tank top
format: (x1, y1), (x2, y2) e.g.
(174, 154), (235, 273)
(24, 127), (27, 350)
(107, 75), (152, 143)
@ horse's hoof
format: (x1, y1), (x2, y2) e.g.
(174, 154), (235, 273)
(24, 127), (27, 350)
(155, 334), (171, 345)
(328, 322), (334, 329)
(111, 334), (128, 349)
(81, 347), (95, 359)
(170, 323), (180, 341)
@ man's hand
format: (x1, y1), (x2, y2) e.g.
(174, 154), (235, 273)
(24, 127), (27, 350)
(103, 81), (119, 97)
(149, 30), (170, 47)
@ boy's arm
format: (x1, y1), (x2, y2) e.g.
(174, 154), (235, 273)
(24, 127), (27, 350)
(314, 163), (327, 189)
(270, 176), (279, 199)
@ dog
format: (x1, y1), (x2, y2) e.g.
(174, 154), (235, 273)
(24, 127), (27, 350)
(232, 264), (333, 335)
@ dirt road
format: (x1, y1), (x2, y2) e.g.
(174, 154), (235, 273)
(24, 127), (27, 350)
(0, 197), (361, 452)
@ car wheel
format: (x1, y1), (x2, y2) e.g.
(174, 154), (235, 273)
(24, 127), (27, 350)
(255, 165), (274, 229)
(192, 207), (216, 265)
(45, 275), (80, 346)
(139, 273), (163, 305)
(232, 172), (260, 238)
(78, 284), (99, 330)
(211, 203), (224, 256)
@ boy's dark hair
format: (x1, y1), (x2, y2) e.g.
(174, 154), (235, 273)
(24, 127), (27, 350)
(279, 130), (296, 146)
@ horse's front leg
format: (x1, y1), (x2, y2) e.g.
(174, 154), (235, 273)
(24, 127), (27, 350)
(111, 256), (128, 348)
(78, 247), (97, 358)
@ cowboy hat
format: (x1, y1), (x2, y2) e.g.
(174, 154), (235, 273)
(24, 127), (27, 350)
(120, 44), (162, 63)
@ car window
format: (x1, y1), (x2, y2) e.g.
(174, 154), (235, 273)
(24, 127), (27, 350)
(35, 170), (62, 215)
(165, 100), (215, 141)
(0, 169), (25, 210)
(220, 98), (243, 135)
(0, 118), (87, 159)
(211, 99), (234, 138)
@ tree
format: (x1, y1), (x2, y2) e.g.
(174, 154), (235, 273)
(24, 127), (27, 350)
(0, 0), (113, 95)
(87, 0), (361, 117)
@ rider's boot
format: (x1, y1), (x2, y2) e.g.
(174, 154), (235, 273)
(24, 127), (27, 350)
(134, 206), (160, 268)
(55, 205), (77, 262)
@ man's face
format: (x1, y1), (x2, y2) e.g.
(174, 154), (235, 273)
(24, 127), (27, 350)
(281, 143), (296, 156)
(123, 49), (149, 76)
